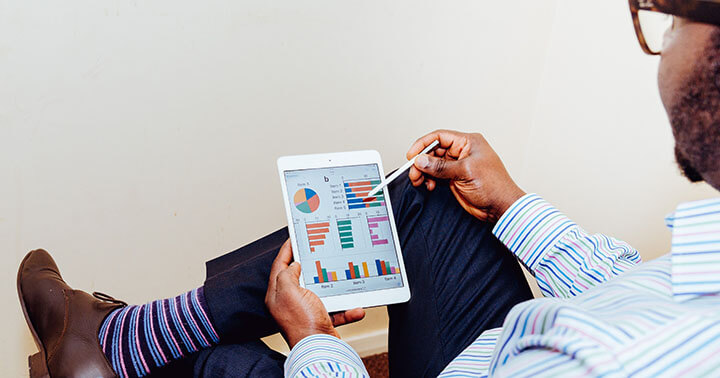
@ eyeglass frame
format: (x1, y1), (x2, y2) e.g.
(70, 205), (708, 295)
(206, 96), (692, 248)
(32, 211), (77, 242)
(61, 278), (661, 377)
(629, 0), (720, 55)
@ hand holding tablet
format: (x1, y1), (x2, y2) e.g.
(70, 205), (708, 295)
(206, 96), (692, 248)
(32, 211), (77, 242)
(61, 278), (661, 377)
(265, 239), (366, 347)
(277, 150), (411, 312)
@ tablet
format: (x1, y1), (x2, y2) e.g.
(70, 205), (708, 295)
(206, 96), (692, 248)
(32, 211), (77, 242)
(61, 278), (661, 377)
(277, 150), (411, 312)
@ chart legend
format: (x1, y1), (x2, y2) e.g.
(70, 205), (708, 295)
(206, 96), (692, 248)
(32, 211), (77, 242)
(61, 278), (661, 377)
(343, 179), (385, 209)
(306, 221), (330, 252)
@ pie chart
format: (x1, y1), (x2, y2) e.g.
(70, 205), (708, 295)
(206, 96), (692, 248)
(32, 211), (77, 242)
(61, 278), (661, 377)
(294, 188), (320, 213)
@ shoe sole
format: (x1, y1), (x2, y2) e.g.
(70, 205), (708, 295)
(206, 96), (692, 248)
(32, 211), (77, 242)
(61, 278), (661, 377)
(17, 251), (51, 378)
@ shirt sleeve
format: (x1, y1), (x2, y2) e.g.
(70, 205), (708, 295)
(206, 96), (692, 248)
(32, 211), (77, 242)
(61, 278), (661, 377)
(492, 193), (642, 298)
(284, 334), (369, 378)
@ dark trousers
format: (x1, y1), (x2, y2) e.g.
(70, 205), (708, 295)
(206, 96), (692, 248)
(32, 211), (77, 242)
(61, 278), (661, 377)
(159, 174), (533, 377)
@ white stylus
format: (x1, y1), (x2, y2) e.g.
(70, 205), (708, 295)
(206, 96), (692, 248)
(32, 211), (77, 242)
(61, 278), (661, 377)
(368, 140), (440, 197)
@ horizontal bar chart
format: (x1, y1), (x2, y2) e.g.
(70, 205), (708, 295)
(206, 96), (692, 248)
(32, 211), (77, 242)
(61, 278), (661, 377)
(367, 216), (390, 246)
(337, 219), (354, 249)
(306, 221), (330, 252)
(344, 179), (385, 210)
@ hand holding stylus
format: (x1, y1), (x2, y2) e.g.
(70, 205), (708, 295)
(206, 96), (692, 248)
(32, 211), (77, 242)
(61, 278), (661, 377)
(407, 130), (526, 223)
(367, 140), (439, 197)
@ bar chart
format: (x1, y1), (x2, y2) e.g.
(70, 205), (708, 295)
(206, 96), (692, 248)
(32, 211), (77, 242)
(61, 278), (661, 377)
(345, 261), (372, 279)
(337, 219), (354, 249)
(286, 164), (405, 297)
(314, 261), (339, 283)
(312, 257), (401, 284)
(339, 259), (400, 280)
(367, 216), (390, 246)
(343, 179), (385, 210)
(375, 259), (400, 276)
(306, 221), (330, 252)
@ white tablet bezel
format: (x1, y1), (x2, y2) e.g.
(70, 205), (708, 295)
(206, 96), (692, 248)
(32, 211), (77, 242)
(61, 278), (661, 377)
(277, 150), (411, 313)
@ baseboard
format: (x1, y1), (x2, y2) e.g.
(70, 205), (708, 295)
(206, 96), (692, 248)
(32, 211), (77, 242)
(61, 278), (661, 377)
(343, 328), (389, 357)
(262, 328), (389, 357)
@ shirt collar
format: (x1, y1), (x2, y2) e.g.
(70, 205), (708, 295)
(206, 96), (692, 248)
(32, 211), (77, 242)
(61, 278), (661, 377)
(669, 198), (720, 302)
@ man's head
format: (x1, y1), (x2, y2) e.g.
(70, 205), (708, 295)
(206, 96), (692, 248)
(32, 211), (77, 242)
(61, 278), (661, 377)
(658, 18), (720, 187)
(653, 6), (720, 189)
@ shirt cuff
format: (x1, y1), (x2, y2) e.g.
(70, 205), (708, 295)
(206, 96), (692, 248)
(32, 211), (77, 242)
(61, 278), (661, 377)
(284, 334), (368, 378)
(492, 193), (577, 271)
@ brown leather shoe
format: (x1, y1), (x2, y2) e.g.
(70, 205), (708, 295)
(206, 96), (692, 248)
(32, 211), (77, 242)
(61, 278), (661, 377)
(17, 249), (127, 378)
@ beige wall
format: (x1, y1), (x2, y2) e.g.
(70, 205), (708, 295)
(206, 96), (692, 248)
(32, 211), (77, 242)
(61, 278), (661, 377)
(2, 0), (717, 376)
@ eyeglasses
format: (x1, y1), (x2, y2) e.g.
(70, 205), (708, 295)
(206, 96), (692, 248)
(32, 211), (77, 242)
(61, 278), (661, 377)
(629, 0), (720, 55)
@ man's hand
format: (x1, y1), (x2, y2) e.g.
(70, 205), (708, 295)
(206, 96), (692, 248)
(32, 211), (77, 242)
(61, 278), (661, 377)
(407, 130), (526, 223)
(265, 240), (366, 348)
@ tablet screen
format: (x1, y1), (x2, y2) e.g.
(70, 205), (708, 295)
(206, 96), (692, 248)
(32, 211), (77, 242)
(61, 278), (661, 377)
(284, 164), (404, 298)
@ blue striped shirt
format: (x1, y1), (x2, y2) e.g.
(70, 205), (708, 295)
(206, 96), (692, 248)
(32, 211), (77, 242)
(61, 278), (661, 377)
(285, 194), (720, 377)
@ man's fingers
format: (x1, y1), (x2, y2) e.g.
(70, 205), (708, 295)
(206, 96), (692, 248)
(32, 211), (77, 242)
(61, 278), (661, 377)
(287, 261), (302, 277)
(406, 130), (466, 160)
(269, 240), (294, 291)
(414, 154), (465, 180)
(277, 261), (302, 290)
(407, 130), (473, 187)
(408, 166), (423, 182)
(409, 166), (427, 187)
(277, 239), (294, 266)
(271, 240), (293, 273)
(331, 308), (366, 326)
(343, 308), (366, 323)
(410, 177), (425, 187)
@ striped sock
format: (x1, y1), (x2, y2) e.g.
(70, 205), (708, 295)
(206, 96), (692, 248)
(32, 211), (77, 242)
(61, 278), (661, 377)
(98, 287), (220, 377)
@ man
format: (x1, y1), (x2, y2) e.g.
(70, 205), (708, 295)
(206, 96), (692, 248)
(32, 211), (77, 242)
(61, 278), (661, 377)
(19, 161), (533, 377)
(17, 0), (720, 376)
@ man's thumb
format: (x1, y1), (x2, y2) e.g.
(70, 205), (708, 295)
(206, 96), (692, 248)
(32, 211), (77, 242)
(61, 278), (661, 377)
(415, 154), (463, 179)
(288, 261), (302, 278)
(278, 261), (303, 288)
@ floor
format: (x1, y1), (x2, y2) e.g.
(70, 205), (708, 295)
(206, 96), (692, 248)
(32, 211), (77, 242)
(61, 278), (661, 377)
(361, 352), (389, 378)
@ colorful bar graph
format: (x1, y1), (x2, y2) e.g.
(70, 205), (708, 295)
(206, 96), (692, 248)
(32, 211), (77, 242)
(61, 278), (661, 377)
(375, 259), (400, 276)
(367, 216), (390, 246)
(314, 261), (339, 283)
(306, 222), (330, 252)
(344, 179), (386, 209)
(337, 219), (354, 249)
(348, 262), (356, 279)
(345, 261), (370, 280)
(313, 259), (400, 284)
